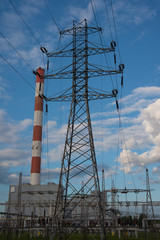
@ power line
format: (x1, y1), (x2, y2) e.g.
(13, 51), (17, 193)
(0, 32), (34, 72)
(8, 0), (46, 72)
(42, 0), (61, 33)
(90, 0), (123, 98)
(90, 0), (100, 30)
(89, 1), (125, 190)
(90, 0), (115, 90)
(110, 0), (122, 63)
(0, 53), (35, 92)
(8, 0), (42, 48)
(116, 105), (137, 189)
(103, 0), (113, 40)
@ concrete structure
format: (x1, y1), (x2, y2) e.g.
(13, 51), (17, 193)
(5, 67), (60, 221)
(6, 182), (58, 218)
(31, 67), (45, 185)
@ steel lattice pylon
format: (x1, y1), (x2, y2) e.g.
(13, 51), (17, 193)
(43, 19), (123, 240)
(145, 168), (159, 240)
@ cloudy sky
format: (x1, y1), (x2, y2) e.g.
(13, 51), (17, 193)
(0, 0), (160, 205)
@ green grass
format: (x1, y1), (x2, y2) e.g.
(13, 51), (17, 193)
(0, 231), (159, 240)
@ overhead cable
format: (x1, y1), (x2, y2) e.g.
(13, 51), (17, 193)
(103, 0), (113, 40)
(8, 0), (42, 48)
(90, 0), (115, 89)
(0, 32), (34, 72)
(110, 0), (122, 63)
(0, 53), (35, 92)
(90, 0), (100, 30)
(116, 107), (137, 189)
(42, 0), (61, 33)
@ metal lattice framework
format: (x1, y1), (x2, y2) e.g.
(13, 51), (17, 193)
(145, 169), (159, 240)
(42, 19), (124, 240)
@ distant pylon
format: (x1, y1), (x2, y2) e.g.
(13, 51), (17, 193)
(102, 169), (106, 224)
(17, 172), (22, 227)
(145, 168), (159, 240)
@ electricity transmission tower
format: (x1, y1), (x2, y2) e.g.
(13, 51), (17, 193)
(145, 168), (159, 240)
(43, 19), (124, 239)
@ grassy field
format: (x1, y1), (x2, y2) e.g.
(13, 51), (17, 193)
(0, 231), (159, 239)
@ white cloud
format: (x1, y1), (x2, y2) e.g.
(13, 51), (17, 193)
(19, 46), (44, 69)
(92, 88), (160, 153)
(0, 167), (19, 184)
(133, 86), (160, 97)
(20, 4), (41, 19)
(69, 4), (93, 22)
(0, 109), (32, 144)
(117, 98), (160, 173)
(42, 144), (64, 163)
(0, 110), (32, 184)
(140, 99), (160, 145)
(44, 121), (67, 144)
(113, 0), (156, 26)
(152, 166), (160, 174)
(2, 11), (21, 30)
(0, 148), (28, 163)
(89, 87), (160, 176)
(122, 87), (160, 108)
(67, 0), (104, 22)
(0, 1), (56, 71)
(0, 77), (11, 101)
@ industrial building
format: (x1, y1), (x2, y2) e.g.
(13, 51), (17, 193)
(6, 182), (58, 219)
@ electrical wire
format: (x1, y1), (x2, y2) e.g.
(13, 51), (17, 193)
(0, 53), (35, 92)
(100, 0), (126, 189)
(89, 0), (126, 191)
(123, 105), (142, 153)
(42, 0), (61, 33)
(90, 0), (115, 90)
(43, 104), (50, 184)
(8, 0), (42, 48)
(110, 0), (122, 63)
(114, 120), (121, 187)
(90, 0), (100, 30)
(117, 107), (137, 189)
(0, 32), (34, 72)
(103, 0), (113, 40)
(8, 0), (47, 70)
(100, 62), (105, 187)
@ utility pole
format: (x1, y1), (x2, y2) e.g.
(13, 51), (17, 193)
(17, 172), (22, 228)
(111, 179), (116, 233)
(42, 19), (124, 240)
(102, 169), (106, 227)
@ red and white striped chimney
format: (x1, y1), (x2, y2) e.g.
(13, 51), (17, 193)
(30, 67), (45, 185)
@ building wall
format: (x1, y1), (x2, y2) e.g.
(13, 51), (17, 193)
(6, 182), (58, 218)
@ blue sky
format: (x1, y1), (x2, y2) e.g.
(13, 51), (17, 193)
(0, 0), (160, 207)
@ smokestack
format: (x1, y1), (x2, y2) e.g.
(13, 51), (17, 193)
(30, 67), (45, 185)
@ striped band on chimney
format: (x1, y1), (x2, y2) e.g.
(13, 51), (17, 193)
(30, 67), (45, 185)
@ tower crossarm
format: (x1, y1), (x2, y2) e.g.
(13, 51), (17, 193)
(59, 20), (102, 35)
(47, 46), (115, 57)
(45, 89), (117, 102)
(106, 188), (148, 194)
(44, 68), (122, 79)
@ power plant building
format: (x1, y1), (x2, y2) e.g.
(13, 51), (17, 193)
(6, 182), (58, 218)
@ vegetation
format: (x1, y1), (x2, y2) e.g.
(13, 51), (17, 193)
(0, 231), (159, 240)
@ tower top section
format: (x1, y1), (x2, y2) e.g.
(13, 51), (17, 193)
(59, 19), (102, 36)
(40, 19), (124, 103)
